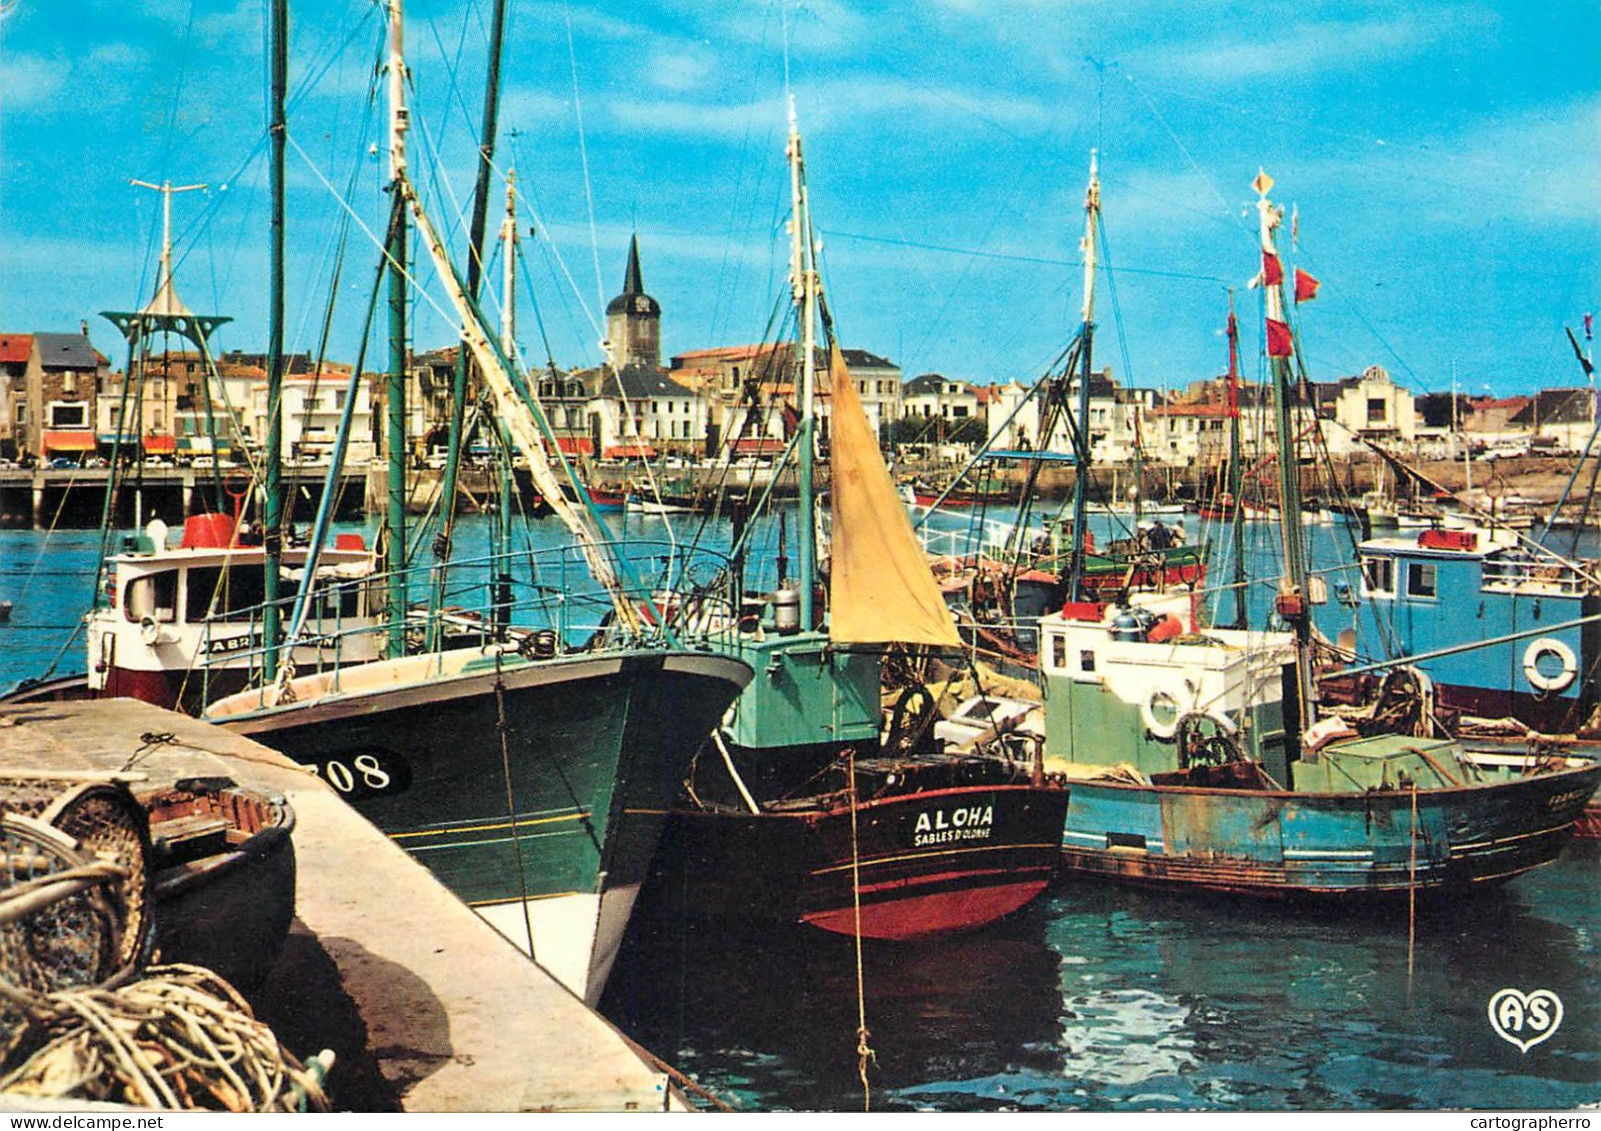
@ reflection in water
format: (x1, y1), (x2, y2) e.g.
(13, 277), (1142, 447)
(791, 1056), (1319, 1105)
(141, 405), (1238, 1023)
(609, 848), (1601, 1111)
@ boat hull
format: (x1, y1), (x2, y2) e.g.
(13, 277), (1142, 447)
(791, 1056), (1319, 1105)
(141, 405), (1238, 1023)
(211, 649), (750, 1003)
(661, 777), (1067, 939)
(1058, 762), (1601, 898)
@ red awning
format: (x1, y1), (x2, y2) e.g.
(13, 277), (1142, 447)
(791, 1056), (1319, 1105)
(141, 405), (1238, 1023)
(603, 444), (656, 459)
(730, 437), (785, 455)
(142, 434), (177, 454)
(42, 431), (96, 452)
(557, 436), (595, 456)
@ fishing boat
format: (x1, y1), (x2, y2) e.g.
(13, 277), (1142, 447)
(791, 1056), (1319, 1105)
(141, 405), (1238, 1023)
(929, 157), (1203, 664)
(656, 103), (1068, 941)
(9, 1), (752, 1008)
(1325, 523), (1600, 735)
(82, 515), (381, 713)
(1035, 170), (1601, 898)
(205, 0), (754, 1006)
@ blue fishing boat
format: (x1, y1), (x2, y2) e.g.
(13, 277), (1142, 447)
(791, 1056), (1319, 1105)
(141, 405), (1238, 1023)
(1326, 523), (1600, 735)
(1036, 168), (1601, 898)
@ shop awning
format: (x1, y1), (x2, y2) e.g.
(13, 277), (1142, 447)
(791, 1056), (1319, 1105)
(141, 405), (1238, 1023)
(603, 444), (656, 459)
(556, 436), (595, 456)
(43, 431), (97, 452)
(142, 434), (177, 454)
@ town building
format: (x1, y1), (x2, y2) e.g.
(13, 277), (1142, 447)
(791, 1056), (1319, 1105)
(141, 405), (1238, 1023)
(0, 328), (107, 463)
(1309, 364), (1416, 456)
(985, 369), (1160, 464)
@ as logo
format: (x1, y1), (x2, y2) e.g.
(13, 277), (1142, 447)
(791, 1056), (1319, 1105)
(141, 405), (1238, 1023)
(1487, 988), (1563, 1053)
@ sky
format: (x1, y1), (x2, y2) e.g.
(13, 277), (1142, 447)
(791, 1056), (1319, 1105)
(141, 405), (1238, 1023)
(0, 0), (1596, 401)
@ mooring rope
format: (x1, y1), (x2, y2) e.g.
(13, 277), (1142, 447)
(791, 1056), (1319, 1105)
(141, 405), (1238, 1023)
(0, 964), (331, 1111)
(846, 748), (875, 1112)
(492, 655), (537, 959)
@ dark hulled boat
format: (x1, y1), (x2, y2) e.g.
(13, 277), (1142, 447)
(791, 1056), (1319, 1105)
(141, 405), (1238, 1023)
(660, 108), (1067, 942)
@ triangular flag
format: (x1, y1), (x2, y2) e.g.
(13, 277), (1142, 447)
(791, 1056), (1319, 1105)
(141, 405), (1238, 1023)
(1262, 251), (1284, 287)
(1294, 268), (1320, 304)
(1266, 318), (1294, 357)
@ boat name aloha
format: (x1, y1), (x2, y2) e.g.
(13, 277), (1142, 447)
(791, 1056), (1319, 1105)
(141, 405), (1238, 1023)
(912, 804), (995, 846)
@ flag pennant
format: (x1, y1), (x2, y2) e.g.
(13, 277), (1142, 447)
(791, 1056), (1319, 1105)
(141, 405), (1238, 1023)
(1266, 318), (1294, 357)
(1294, 268), (1321, 304)
(1262, 251), (1284, 287)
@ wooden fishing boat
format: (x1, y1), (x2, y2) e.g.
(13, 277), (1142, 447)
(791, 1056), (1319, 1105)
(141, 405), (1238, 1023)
(1036, 169), (1601, 898)
(662, 106), (1067, 941)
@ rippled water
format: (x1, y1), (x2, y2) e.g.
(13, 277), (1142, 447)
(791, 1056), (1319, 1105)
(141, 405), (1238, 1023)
(4, 510), (1598, 1111)
(608, 844), (1600, 1112)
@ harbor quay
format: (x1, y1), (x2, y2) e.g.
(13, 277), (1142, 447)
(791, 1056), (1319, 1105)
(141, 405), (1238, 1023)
(0, 697), (687, 1112)
(0, 454), (1584, 530)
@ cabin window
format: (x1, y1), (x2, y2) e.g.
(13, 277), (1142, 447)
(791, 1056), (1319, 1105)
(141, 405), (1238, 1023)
(1362, 556), (1394, 594)
(1050, 635), (1066, 670)
(1407, 562), (1438, 599)
(124, 571), (178, 624)
(1080, 650), (1096, 673)
(186, 566), (269, 620)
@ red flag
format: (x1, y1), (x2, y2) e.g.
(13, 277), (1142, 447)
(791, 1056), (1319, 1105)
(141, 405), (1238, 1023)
(1262, 251), (1284, 286)
(1294, 268), (1320, 304)
(1266, 318), (1294, 357)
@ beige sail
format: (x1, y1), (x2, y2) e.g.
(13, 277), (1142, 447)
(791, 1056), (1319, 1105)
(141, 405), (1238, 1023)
(827, 342), (961, 647)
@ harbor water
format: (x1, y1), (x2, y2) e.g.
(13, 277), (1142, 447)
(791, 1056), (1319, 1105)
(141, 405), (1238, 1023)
(2, 508), (1597, 1112)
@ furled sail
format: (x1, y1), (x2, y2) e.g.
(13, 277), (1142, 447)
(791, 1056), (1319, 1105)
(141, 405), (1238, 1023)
(827, 341), (961, 647)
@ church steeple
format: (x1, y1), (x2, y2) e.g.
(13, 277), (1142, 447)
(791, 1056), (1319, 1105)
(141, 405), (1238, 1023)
(622, 234), (645, 297)
(604, 233), (661, 370)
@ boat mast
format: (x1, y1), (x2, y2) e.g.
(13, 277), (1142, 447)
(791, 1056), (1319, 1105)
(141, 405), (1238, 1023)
(1225, 289), (1247, 630)
(495, 170), (517, 627)
(1067, 152), (1099, 603)
(787, 97), (817, 626)
(384, 0), (410, 659)
(262, 0), (288, 681)
(1255, 170), (1316, 727)
(432, 0), (508, 644)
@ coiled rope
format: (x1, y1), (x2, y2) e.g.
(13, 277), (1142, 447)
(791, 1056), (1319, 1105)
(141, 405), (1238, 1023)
(0, 964), (331, 1112)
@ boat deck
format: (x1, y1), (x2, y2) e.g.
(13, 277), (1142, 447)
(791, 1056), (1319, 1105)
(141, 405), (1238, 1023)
(0, 697), (680, 1112)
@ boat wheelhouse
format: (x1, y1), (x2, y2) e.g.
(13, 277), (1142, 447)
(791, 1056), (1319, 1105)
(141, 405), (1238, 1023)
(1347, 524), (1600, 733)
(86, 513), (381, 712)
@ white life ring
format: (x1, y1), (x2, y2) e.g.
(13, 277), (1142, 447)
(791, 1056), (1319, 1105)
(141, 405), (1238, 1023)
(1141, 683), (1194, 741)
(1523, 638), (1578, 694)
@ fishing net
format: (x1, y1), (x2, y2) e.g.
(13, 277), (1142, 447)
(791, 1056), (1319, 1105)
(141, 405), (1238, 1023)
(0, 964), (331, 1111)
(0, 779), (152, 1000)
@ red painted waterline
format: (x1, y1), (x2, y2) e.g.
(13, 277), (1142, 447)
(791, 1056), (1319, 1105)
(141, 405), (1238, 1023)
(802, 879), (1049, 940)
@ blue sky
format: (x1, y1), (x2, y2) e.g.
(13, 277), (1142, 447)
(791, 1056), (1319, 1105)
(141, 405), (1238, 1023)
(1, 0), (1595, 399)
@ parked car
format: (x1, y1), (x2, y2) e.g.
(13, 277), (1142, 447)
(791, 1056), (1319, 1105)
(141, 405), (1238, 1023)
(48, 456), (79, 469)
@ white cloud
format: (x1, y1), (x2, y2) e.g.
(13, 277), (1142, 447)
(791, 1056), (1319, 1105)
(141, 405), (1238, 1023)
(1143, 9), (1485, 84)
(0, 52), (66, 111)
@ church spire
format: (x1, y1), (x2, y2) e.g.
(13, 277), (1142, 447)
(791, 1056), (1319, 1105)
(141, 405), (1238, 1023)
(622, 233), (645, 297)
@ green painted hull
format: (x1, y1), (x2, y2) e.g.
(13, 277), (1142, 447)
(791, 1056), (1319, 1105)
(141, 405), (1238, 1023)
(217, 648), (750, 1001)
